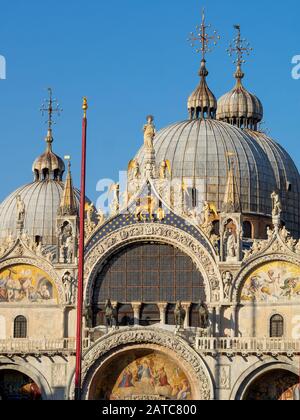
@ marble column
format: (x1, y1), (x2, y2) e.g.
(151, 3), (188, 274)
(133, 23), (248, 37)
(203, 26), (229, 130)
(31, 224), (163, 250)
(157, 302), (168, 325)
(182, 302), (192, 328)
(132, 302), (142, 326)
(234, 304), (240, 337)
(229, 305), (236, 338)
(212, 306), (222, 337)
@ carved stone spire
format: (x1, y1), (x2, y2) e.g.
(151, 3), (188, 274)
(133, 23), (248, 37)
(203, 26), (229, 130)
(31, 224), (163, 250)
(222, 154), (241, 213)
(58, 157), (78, 216)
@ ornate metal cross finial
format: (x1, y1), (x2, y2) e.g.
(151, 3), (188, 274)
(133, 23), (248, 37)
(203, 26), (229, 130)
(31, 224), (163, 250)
(227, 25), (253, 67)
(188, 8), (220, 60)
(40, 88), (63, 131)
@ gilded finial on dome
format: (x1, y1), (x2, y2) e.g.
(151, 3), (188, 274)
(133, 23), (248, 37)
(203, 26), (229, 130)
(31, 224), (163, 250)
(188, 9), (220, 61)
(227, 25), (253, 84)
(40, 88), (63, 150)
(187, 9), (220, 120)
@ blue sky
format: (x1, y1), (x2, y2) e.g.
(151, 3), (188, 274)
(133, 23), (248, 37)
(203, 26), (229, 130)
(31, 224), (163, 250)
(0, 0), (299, 203)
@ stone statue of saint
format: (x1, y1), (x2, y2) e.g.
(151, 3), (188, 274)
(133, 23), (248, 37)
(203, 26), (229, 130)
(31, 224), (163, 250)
(271, 192), (282, 217)
(62, 273), (75, 305)
(16, 195), (25, 223)
(65, 235), (74, 263)
(143, 115), (156, 150)
(159, 160), (171, 180)
(174, 301), (185, 329)
(222, 272), (233, 300)
(226, 229), (237, 258)
(62, 272), (75, 304)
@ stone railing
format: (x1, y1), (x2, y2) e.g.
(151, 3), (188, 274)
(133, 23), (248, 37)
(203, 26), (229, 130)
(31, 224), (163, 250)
(0, 338), (90, 355)
(195, 337), (300, 355)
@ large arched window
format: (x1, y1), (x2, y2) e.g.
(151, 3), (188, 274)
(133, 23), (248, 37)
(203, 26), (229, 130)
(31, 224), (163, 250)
(14, 316), (27, 338)
(270, 314), (284, 338)
(93, 243), (206, 306)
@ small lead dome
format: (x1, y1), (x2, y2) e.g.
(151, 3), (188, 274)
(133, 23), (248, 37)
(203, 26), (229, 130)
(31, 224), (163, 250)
(32, 129), (65, 181)
(217, 65), (263, 130)
(217, 25), (263, 130)
(188, 59), (217, 120)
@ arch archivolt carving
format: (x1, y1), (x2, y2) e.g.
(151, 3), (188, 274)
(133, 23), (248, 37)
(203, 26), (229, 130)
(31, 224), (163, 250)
(229, 359), (299, 400)
(80, 327), (214, 400)
(84, 224), (221, 304)
(0, 360), (53, 400)
(0, 256), (65, 305)
(232, 253), (300, 302)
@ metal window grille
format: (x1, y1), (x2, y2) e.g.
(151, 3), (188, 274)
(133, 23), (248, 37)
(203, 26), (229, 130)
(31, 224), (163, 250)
(93, 243), (206, 306)
(270, 315), (284, 338)
(14, 316), (27, 338)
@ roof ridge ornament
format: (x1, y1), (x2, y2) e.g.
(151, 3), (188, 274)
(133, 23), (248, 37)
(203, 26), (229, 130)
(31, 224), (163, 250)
(187, 9), (220, 120)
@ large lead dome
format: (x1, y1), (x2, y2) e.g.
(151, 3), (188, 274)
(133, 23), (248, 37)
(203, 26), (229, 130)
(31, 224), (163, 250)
(247, 130), (300, 236)
(0, 114), (80, 245)
(136, 119), (276, 216)
(0, 181), (79, 245)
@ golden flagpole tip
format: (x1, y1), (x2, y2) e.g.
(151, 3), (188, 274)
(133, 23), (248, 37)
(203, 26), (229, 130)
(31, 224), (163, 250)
(82, 97), (88, 117)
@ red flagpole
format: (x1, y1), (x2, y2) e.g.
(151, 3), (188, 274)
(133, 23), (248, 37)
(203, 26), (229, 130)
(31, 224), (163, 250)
(75, 97), (88, 400)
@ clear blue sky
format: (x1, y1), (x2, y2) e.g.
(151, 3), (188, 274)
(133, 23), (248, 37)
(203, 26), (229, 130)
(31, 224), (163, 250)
(0, 0), (299, 203)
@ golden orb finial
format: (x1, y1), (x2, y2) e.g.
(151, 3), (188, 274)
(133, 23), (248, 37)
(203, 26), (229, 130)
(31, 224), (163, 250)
(82, 97), (88, 118)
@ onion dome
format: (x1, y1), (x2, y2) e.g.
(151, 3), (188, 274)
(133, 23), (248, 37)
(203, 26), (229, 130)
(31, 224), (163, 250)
(32, 129), (65, 181)
(217, 25), (263, 130)
(188, 59), (217, 120)
(217, 64), (263, 130)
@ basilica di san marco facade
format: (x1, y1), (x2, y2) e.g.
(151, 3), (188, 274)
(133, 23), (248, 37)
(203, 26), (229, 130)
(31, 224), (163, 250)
(0, 15), (300, 402)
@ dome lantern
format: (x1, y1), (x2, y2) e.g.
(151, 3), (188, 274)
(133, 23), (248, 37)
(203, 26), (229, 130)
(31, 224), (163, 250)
(32, 88), (65, 181)
(187, 10), (220, 120)
(217, 25), (263, 130)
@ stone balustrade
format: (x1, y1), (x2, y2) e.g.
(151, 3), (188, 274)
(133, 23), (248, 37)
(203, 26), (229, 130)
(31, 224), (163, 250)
(0, 338), (90, 355)
(195, 337), (300, 355)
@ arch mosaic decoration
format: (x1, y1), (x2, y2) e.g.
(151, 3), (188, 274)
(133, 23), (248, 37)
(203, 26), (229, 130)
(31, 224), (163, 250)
(232, 254), (300, 302)
(240, 260), (300, 303)
(0, 263), (59, 304)
(80, 328), (213, 400)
